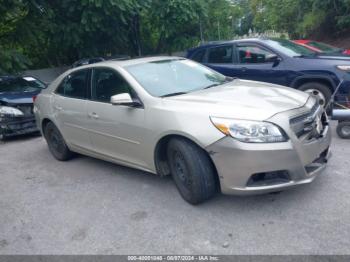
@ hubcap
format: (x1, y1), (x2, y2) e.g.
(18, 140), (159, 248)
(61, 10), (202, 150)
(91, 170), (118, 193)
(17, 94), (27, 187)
(49, 129), (63, 153)
(304, 89), (326, 106)
(173, 151), (191, 188)
(342, 126), (350, 136)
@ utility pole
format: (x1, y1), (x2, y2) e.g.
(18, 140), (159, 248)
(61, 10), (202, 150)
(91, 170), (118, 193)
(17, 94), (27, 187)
(217, 20), (221, 40)
(199, 18), (204, 43)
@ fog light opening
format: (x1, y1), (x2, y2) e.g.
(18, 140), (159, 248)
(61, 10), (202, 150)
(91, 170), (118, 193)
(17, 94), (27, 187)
(247, 171), (291, 187)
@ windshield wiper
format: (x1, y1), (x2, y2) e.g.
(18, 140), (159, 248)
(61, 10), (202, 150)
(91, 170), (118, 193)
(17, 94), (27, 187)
(225, 76), (236, 82)
(160, 92), (188, 97)
(204, 83), (221, 89)
(204, 77), (236, 90)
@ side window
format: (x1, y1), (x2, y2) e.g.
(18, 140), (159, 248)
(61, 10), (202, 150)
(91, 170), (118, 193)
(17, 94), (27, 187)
(56, 70), (89, 99)
(191, 49), (206, 62)
(208, 45), (233, 64)
(237, 45), (277, 64)
(92, 68), (132, 103)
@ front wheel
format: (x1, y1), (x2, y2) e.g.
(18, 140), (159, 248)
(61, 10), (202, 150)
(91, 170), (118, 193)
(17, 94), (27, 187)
(298, 82), (332, 108)
(167, 138), (217, 205)
(44, 122), (74, 161)
(336, 121), (350, 139)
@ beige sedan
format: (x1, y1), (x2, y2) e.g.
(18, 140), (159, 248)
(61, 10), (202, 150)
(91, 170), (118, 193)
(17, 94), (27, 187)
(34, 57), (331, 204)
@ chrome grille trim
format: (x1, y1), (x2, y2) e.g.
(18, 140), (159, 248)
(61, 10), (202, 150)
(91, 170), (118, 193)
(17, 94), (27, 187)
(290, 102), (319, 125)
(289, 102), (326, 139)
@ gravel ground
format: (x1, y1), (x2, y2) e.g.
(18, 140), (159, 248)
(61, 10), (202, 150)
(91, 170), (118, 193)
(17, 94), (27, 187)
(0, 123), (349, 255)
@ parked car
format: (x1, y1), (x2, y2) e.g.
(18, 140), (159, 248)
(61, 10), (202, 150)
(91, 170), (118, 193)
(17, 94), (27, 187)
(0, 75), (46, 140)
(293, 40), (350, 55)
(71, 57), (105, 68)
(187, 38), (350, 107)
(34, 57), (331, 204)
(105, 54), (130, 61)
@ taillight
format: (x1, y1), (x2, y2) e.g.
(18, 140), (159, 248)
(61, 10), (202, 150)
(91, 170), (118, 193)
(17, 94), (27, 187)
(33, 95), (37, 103)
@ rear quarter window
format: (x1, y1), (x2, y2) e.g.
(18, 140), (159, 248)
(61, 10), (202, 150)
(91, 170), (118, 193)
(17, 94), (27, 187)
(56, 69), (89, 99)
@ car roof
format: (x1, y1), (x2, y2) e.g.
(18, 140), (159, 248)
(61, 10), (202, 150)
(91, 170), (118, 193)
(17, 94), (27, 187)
(194, 38), (268, 49)
(0, 75), (34, 81)
(72, 56), (182, 70)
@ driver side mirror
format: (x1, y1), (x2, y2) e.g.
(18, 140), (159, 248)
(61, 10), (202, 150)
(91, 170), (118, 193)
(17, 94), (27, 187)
(267, 55), (281, 67)
(110, 93), (142, 107)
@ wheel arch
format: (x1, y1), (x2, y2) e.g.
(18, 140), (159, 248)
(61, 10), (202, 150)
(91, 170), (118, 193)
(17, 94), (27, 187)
(291, 75), (336, 92)
(41, 118), (54, 135)
(153, 133), (219, 181)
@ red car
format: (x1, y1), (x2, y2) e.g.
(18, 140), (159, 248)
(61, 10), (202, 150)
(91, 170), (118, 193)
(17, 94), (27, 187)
(293, 40), (350, 55)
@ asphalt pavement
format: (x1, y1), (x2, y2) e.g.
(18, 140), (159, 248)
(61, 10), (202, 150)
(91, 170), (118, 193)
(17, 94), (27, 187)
(0, 124), (349, 255)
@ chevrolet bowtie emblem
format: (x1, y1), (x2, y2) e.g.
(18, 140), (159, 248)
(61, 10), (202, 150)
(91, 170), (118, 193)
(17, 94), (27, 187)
(315, 115), (323, 135)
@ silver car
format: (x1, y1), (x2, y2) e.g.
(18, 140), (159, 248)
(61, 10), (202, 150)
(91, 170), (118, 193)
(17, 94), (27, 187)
(34, 57), (331, 204)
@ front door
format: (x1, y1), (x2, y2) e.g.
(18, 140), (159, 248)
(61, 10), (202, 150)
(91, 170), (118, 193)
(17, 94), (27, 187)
(85, 67), (148, 168)
(205, 44), (239, 77)
(234, 44), (287, 85)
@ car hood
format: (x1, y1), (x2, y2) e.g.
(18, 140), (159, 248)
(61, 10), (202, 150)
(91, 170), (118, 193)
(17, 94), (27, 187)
(310, 54), (350, 61)
(297, 53), (350, 63)
(0, 90), (39, 105)
(164, 79), (310, 121)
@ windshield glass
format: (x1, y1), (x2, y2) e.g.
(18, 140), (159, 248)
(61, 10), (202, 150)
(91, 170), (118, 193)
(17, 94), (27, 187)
(0, 77), (46, 93)
(266, 38), (317, 56)
(307, 41), (343, 53)
(126, 59), (227, 97)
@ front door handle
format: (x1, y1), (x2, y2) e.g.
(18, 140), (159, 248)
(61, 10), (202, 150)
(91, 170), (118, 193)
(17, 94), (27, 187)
(88, 112), (99, 119)
(241, 67), (247, 72)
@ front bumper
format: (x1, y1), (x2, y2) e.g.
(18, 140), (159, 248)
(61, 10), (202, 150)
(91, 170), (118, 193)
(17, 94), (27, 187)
(0, 116), (38, 138)
(206, 106), (332, 195)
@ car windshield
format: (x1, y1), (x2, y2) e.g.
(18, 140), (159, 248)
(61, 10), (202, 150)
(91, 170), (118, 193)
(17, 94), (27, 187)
(126, 59), (228, 97)
(307, 41), (343, 53)
(0, 77), (46, 92)
(266, 38), (317, 57)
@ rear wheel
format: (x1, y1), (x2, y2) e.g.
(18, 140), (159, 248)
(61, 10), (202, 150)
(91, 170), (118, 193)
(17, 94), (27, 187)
(336, 121), (350, 139)
(298, 82), (332, 108)
(44, 122), (74, 161)
(167, 138), (217, 205)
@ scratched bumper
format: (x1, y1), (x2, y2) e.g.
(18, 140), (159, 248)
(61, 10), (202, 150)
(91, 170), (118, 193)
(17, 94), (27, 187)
(206, 104), (332, 195)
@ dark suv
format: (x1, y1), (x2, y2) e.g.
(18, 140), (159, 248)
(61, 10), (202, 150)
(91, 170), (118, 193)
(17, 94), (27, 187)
(187, 38), (350, 106)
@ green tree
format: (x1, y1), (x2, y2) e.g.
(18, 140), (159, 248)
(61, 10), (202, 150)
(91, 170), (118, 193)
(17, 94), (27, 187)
(0, 0), (32, 73)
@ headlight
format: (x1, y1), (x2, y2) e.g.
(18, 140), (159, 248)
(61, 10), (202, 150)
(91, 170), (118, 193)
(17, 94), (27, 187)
(0, 106), (24, 117)
(336, 65), (350, 72)
(210, 117), (288, 143)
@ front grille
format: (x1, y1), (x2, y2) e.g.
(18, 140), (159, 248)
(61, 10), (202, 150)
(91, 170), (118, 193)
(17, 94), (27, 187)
(290, 102), (319, 125)
(290, 102), (327, 140)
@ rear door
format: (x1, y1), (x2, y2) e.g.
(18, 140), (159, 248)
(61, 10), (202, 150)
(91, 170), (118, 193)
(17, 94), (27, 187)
(52, 69), (93, 151)
(204, 44), (240, 77)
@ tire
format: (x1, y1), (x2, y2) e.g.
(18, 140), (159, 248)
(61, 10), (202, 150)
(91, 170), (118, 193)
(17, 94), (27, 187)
(336, 121), (350, 139)
(298, 82), (332, 108)
(167, 138), (217, 205)
(44, 122), (74, 161)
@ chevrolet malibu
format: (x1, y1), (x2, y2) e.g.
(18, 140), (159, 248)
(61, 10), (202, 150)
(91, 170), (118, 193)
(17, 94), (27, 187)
(34, 57), (331, 204)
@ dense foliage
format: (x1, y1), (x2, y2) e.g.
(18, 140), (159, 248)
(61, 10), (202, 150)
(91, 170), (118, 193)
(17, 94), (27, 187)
(1, 0), (350, 73)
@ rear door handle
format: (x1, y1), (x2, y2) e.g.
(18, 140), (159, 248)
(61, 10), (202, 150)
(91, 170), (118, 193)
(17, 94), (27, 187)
(241, 67), (247, 72)
(88, 112), (99, 119)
